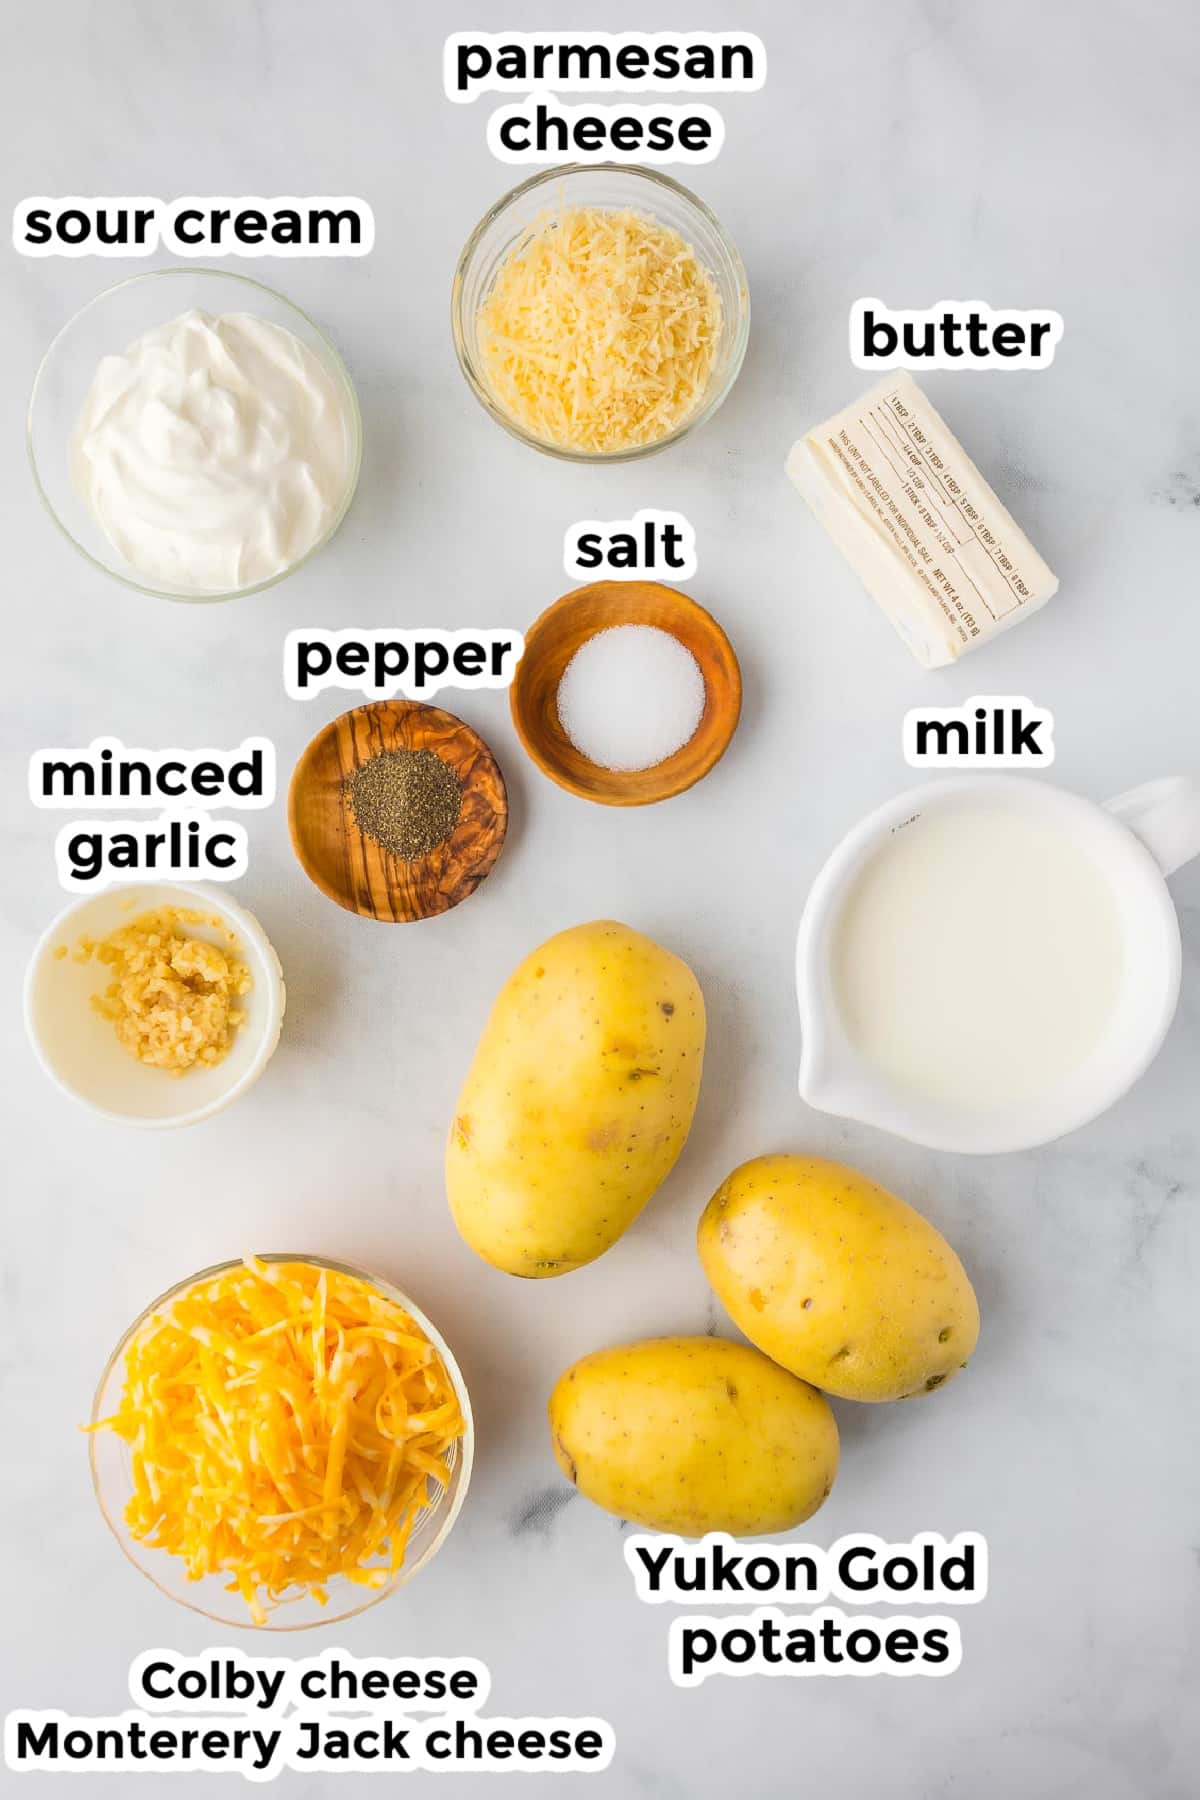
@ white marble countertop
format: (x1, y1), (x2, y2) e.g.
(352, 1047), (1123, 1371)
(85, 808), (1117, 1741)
(3, 4), (1198, 1796)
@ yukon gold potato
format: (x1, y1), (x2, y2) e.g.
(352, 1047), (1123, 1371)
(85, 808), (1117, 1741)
(447, 921), (704, 1277)
(549, 1337), (839, 1535)
(698, 1155), (980, 1402)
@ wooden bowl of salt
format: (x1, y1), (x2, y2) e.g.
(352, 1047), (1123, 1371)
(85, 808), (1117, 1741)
(510, 581), (742, 806)
(288, 700), (507, 922)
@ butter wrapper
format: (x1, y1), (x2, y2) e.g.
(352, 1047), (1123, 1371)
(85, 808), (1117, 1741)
(787, 375), (1058, 668)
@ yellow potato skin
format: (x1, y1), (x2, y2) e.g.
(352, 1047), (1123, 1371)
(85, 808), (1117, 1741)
(698, 1155), (980, 1402)
(447, 921), (705, 1277)
(549, 1337), (839, 1535)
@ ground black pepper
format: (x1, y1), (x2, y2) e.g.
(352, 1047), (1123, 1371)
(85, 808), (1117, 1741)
(345, 748), (462, 861)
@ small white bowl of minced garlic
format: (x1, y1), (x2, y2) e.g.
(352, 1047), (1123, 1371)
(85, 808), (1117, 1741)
(24, 883), (285, 1127)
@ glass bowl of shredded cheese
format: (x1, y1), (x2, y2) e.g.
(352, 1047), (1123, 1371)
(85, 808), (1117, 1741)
(452, 164), (749, 461)
(88, 1256), (474, 1628)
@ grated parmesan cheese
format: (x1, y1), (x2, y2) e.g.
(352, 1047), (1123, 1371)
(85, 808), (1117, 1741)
(89, 1259), (465, 1624)
(477, 206), (723, 454)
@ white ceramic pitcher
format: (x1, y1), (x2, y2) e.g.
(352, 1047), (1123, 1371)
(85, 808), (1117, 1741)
(797, 775), (1200, 1154)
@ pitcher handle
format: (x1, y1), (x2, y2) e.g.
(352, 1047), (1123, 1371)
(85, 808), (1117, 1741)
(1105, 776), (1200, 878)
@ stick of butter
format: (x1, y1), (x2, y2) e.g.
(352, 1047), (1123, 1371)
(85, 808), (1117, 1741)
(786, 374), (1058, 668)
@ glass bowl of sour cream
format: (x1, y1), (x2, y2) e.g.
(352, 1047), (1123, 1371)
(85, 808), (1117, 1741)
(28, 269), (362, 602)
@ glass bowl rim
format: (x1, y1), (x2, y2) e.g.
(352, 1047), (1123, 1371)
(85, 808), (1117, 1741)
(89, 1251), (475, 1631)
(27, 266), (364, 605)
(450, 161), (751, 464)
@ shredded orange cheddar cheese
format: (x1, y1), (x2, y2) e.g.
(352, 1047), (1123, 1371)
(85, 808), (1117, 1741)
(477, 206), (722, 454)
(90, 1259), (465, 1624)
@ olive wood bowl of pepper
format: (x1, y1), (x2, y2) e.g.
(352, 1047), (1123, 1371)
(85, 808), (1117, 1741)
(288, 701), (508, 922)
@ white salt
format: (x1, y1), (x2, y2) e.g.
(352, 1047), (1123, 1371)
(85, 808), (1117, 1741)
(556, 624), (707, 772)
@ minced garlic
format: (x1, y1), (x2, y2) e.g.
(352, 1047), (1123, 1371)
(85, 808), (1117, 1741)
(72, 906), (251, 1073)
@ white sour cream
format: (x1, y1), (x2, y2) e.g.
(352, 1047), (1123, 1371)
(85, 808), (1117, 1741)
(72, 309), (355, 593)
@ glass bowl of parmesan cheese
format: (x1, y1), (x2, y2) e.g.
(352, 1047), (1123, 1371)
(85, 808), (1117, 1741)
(452, 164), (749, 462)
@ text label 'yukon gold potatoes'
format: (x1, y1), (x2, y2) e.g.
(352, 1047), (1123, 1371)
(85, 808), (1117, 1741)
(698, 1155), (980, 1402)
(447, 921), (704, 1276)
